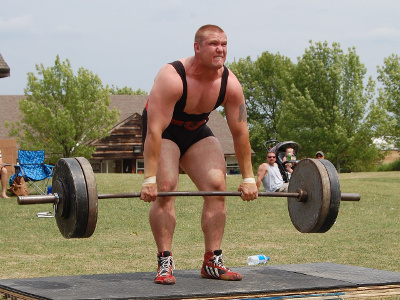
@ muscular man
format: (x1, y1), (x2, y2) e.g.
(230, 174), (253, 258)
(140, 25), (258, 284)
(256, 152), (288, 193)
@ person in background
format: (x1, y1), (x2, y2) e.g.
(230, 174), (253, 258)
(315, 151), (325, 159)
(140, 24), (258, 285)
(0, 150), (9, 198)
(256, 152), (289, 193)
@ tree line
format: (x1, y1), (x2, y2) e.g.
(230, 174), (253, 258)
(6, 42), (400, 172)
(227, 41), (399, 172)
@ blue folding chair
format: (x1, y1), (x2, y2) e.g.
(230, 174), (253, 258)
(9, 150), (54, 195)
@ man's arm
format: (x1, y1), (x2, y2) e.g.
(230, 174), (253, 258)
(141, 64), (182, 201)
(256, 163), (268, 189)
(224, 70), (258, 201)
(224, 71), (254, 179)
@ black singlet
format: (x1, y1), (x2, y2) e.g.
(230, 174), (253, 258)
(142, 61), (229, 157)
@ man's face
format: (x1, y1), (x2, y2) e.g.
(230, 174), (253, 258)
(267, 153), (276, 165)
(195, 30), (227, 69)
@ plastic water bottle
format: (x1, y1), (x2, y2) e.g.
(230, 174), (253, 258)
(247, 254), (270, 265)
(287, 153), (292, 161)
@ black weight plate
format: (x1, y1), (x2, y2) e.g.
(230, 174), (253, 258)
(74, 157), (98, 238)
(53, 158), (89, 238)
(287, 159), (331, 233)
(316, 159), (341, 233)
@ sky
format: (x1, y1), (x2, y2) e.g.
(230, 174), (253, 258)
(1, 0), (399, 95)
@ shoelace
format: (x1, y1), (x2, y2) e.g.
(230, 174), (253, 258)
(158, 256), (175, 276)
(212, 254), (228, 270)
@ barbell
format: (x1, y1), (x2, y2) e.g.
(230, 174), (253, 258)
(17, 157), (360, 238)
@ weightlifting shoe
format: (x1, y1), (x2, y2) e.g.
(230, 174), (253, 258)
(155, 251), (176, 284)
(201, 249), (242, 281)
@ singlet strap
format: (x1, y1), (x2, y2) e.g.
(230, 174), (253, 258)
(169, 61), (187, 112)
(214, 65), (229, 110)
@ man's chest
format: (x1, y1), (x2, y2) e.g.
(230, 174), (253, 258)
(183, 78), (223, 114)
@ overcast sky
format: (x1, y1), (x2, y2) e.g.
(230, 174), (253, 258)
(1, 0), (399, 95)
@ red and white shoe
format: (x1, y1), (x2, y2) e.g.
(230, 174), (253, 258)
(201, 249), (242, 281)
(154, 251), (176, 284)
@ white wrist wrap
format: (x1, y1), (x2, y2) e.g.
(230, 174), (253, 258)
(242, 177), (256, 184)
(143, 176), (156, 184)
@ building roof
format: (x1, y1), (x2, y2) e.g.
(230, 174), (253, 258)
(0, 54), (10, 78)
(0, 95), (236, 155)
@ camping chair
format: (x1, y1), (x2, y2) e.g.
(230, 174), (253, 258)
(9, 150), (54, 195)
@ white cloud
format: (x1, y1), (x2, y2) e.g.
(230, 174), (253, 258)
(53, 25), (83, 35)
(370, 27), (400, 38)
(0, 15), (33, 32)
(345, 27), (400, 41)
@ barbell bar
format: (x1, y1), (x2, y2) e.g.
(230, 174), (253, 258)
(18, 191), (360, 204)
(17, 157), (360, 238)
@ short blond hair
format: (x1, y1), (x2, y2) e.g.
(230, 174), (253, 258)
(195, 24), (225, 45)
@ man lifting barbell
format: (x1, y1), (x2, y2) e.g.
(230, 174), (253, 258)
(141, 24), (258, 284)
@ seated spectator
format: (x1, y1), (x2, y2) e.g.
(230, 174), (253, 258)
(256, 152), (289, 192)
(315, 151), (325, 159)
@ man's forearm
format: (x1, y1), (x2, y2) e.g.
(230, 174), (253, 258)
(233, 137), (254, 178)
(143, 132), (162, 178)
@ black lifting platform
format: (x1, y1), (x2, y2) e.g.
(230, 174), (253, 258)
(1, 263), (400, 300)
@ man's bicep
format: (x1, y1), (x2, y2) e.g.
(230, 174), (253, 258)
(257, 164), (268, 178)
(224, 76), (248, 134)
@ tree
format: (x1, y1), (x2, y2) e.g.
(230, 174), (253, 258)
(227, 52), (294, 167)
(110, 85), (147, 95)
(377, 54), (400, 148)
(6, 55), (120, 163)
(277, 41), (381, 172)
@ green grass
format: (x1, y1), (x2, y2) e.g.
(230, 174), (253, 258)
(0, 171), (399, 281)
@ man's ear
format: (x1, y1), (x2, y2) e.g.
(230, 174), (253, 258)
(194, 42), (200, 53)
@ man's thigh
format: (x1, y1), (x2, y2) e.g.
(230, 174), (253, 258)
(156, 139), (181, 190)
(179, 136), (226, 191)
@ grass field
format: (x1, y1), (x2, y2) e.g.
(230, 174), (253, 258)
(0, 171), (399, 283)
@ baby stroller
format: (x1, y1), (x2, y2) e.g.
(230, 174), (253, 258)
(264, 140), (300, 183)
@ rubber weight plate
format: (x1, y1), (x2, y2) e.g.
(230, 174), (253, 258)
(74, 157), (98, 238)
(53, 158), (89, 238)
(316, 159), (341, 233)
(287, 159), (331, 233)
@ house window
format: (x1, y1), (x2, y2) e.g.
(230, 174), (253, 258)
(226, 156), (240, 174)
(136, 159), (144, 174)
(226, 163), (240, 174)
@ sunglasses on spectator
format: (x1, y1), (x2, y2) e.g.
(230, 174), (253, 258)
(267, 156), (276, 158)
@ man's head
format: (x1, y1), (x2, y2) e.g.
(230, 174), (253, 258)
(195, 24), (225, 44)
(194, 24), (227, 69)
(267, 152), (276, 166)
(315, 151), (324, 159)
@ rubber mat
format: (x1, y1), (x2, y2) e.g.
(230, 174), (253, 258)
(0, 263), (399, 300)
